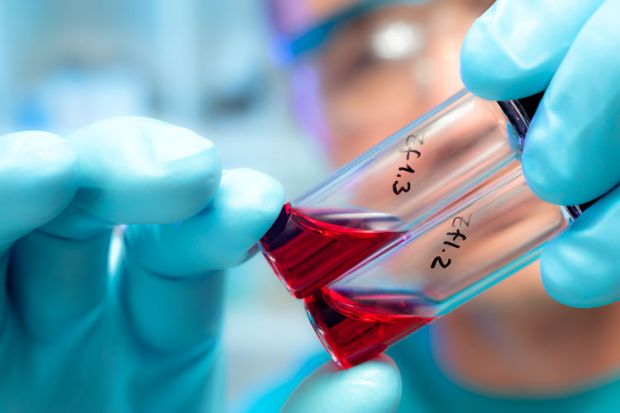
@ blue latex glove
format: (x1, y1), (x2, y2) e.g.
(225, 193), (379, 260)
(282, 356), (401, 413)
(0, 117), (283, 412)
(461, 0), (620, 308)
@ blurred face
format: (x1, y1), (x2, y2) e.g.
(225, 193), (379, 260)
(286, 0), (557, 314)
(291, 0), (488, 165)
(278, 0), (620, 393)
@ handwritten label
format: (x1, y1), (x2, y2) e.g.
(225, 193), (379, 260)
(392, 133), (424, 196)
(430, 214), (472, 269)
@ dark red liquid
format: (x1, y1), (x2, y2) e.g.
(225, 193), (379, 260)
(259, 203), (404, 298)
(305, 289), (435, 368)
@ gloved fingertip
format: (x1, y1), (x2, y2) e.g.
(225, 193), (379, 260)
(69, 116), (222, 224)
(540, 233), (620, 309)
(460, 20), (503, 100)
(283, 355), (401, 413)
(220, 168), (286, 232)
(125, 168), (285, 276)
(521, 101), (614, 206)
(460, 1), (563, 100)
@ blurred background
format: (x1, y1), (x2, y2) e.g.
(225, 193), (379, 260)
(0, 0), (494, 410)
(0, 0), (328, 410)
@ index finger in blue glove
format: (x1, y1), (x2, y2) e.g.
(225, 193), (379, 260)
(61, 116), (221, 229)
(283, 356), (401, 413)
(460, 0), (603, 100)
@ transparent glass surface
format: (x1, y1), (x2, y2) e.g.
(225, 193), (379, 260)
(294, 90), (520, 227)
(258, 88), (578, 367)
(259, 89), (532, 297)
(326, 163), (572, 317)
(305, 161), (572, 368)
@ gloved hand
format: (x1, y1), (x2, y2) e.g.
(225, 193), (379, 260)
(0, 117), (283, 413)
(461, 0), (620, 308)
(282, 356), (401, 413)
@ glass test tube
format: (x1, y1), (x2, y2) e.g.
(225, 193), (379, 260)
(259, 89), (584, 367)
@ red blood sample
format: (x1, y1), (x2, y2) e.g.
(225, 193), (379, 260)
(259, 203), (404, 298)
(305, 288), (435, 368)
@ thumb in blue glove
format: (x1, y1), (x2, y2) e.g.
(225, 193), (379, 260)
(283, 356), (401, 413)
